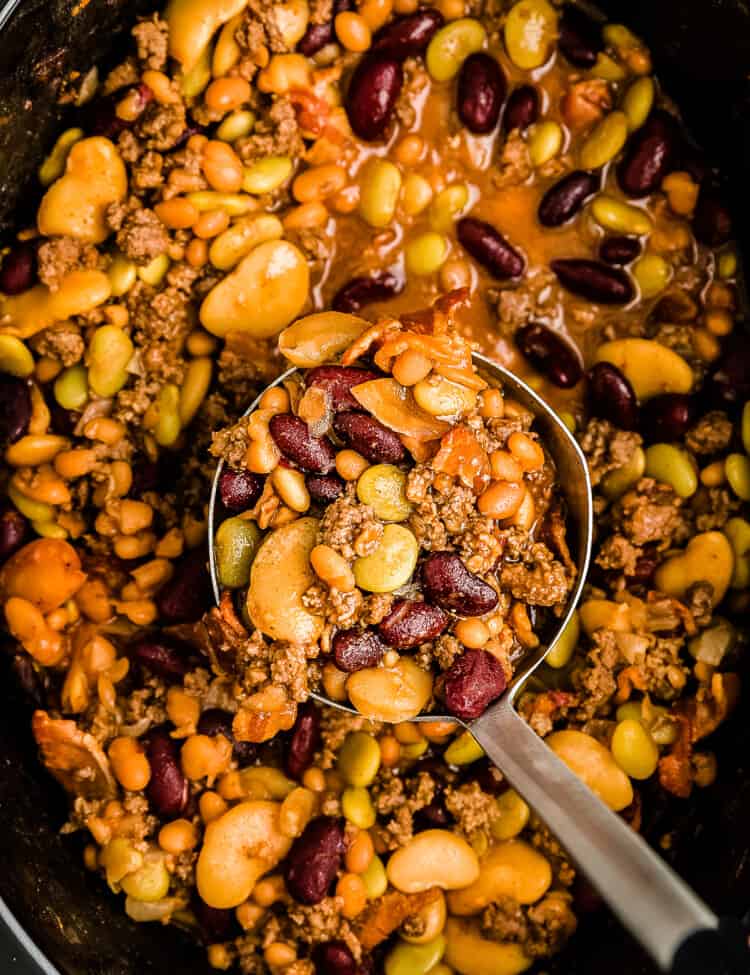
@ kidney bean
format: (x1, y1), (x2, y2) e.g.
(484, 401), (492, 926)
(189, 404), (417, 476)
(269, 413), (337, 473)
(457, 217), (525, 280)
(421, 552), (498, 617)
(473, 760), (505, 795)
(156, 548), (212, 623)
(197, 707), (256, 765)
(617, 110), (679, 198)
(441, 648), (507, 720)
(0, 503), (28, 560)
(298, 21), (333, 56)
(306, 473), (344, 503)
(706, 337), (750, 409)
(285, 700), (322, 779)
(333, 628), (387, 672)
(457, 52), (506, 135)
(692, 189), (733, 247)
(346, 55), (403, 142)
(332, 270), (404, 313)
(145, 729), (188, 818)
(49, 403), (80, 437)
(87, 94), (131, 140)
(414, 796), (452, 830)
(372, 9), (444, 59)
(515, 323), (583, 389)
(625, 548), (659, 586)
(639, 393), (696, 443)
(551, 259), (635, 305)
(129, 634), (192, 681)
(306, 366), (381, 412)
(218, 468), (264, 512)
(0, 375), (31, 447)
(333, 412), (405, 464)
(0, 243), (36, 295)
(192, 894), (237, 943)
(12, 653), (50, 708)
(378, 599), (449, 649)
(538, 171), (599, 228)
(314, 941), (358, 975)
(284, 815), (346, 905)
(503, 85), (539, 132)
(586, 362), (639, 430)
(558, 5), (602, 67)
(599, 235), (641, 266)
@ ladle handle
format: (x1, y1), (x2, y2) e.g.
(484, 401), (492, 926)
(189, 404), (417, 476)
(471, 697), (723, 972)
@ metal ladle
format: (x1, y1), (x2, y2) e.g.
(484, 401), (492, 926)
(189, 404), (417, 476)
(208, 353), (743, 974)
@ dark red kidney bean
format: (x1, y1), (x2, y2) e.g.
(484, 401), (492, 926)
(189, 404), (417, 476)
(421, 553), (498, 617)
(346, 56), (403, 142)
(441, 648), (507, 720)
(692, 189), (732, 247)
(599, 235), (641, 266)
(502, 84), (539, 132)
(129, 634), (192, 681)
(639, 393), (696, 443)
(372, 9), (444, 59)
(156, 548), (212, 623)
(586, 362), (639, 430)
(197, 707), (256, 765)
(314, 941), (358, 975)
(538, 170), (599, 228)
(306, 366), (381, 412)
(378, 599), (449, 649)
(49, 402), (80, 437)
(551, 259), (635, 305)
(0, 375), (31, 446)
(333, 628), (387, 672)
(473, 760), (505, 795)
(298, 0), (352, 55)
(285, 700), (322, 780)
(284, 815), (346, 905)
(269, 413), (337, 473)
(145, 729), (188, 818)
(333, 412), (405, 464)
(516, 323), (583, 389)
(457, 52), (506, 135)
(558, 4), (602, 67)
(625, 549), (659, 586)
(191, 895), (237, 943)
(306, 473), (344, 503)
(219, 468), (264, 512)
(0, 503), (28, 560)
(414, 797), (452, 829)
(332, 270), (404, 313)
(706, 337), (750, 409)
(457, 217), (525, 280)
(617, 110), (679, 198)
(12, 653), (51, 708)
(0, 243), (36, 295)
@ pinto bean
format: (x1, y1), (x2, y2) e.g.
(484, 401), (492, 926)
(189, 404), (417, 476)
(284, 815), (347, 905)
(515, 322), (583, 389)
(538, 171), (599, 227)
(333, 412), (406, 464)
(457, 53), (506, 135)
(269, 413), (337, 473)
(306, 366), (381, 412)
(440, 648), (507, 720)
(551, 258), (635, 304)
(421, 553), (498, 616)
(333, 628), (387, 672)
(331, 271), (404, 313)
(346, 56), (403, 142)
(457, 217), (525, 280)
(586, 362), (639, 430)
(378, 599), (450, 648)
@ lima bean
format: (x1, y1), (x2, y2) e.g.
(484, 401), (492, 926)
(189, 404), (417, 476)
(356, 464), (412, 522)
(215, 517), (262, 588)
(354, 524), (419, 592)
(644, 443), (697, 498)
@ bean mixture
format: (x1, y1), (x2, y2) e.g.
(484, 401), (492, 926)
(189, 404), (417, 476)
(0, 0), (746, 973)
(212, 294), (575, 725)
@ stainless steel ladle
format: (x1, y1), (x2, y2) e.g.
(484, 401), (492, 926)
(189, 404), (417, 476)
(208, 353), (733, 973)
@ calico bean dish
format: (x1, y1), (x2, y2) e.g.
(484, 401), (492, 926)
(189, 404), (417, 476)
(0, 0), (746, 973)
